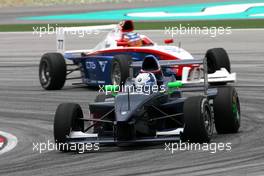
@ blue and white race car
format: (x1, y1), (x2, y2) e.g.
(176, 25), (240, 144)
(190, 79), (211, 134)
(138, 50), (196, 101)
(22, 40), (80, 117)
(39, 20), (235, 90)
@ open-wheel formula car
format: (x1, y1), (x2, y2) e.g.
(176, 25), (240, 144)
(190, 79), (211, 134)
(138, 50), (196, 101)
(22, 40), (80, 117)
(53, 55), (240, 151)
(39, 20), (233, 90)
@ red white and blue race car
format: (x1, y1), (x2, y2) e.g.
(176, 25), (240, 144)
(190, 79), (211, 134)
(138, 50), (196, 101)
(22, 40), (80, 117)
(39, 20), (235, 90)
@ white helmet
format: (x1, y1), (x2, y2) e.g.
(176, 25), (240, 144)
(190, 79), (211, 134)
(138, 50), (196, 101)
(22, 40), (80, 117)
(135, 73), (157, 87)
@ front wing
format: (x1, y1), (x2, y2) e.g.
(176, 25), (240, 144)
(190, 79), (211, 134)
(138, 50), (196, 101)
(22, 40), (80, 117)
(66, 129), (183, 145)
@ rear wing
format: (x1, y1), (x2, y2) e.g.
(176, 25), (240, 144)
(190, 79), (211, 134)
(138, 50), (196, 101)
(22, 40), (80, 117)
(56, 24), (117, 54)
(130, 58), (236, 94)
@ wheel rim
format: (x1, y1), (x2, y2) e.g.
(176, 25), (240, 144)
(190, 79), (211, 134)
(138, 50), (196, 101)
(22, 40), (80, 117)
(232, 95), (240, 122)
(111, 62), (121, 85)
(204, 106), (213, 136)
(40, 61), (51, 86)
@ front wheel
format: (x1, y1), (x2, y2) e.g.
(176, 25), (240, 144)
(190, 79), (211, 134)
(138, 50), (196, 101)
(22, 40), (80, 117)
(214, 86), (240, 134)
(39, 52), (66, 90)
(183, 96), (214, 143)
(54, 103), (84, 151)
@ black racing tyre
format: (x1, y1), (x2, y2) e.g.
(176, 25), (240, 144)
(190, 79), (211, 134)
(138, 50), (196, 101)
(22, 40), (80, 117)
(206, 48), (230, 74)
(54, 103), (84, 151)
(214, 86), (240, 134)
(183, 96), (213, 143)
(111, 55), (132, 86)
(39, 52), (66, 90)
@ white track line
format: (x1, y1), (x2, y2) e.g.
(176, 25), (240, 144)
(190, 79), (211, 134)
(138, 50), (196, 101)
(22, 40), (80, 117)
(0, 131), (18, 155)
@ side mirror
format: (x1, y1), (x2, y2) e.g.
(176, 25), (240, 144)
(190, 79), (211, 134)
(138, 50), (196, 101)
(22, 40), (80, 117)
(164, 39), (174, 44)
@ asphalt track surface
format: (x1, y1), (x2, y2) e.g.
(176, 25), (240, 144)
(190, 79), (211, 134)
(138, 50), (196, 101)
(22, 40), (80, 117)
(0, 29), (264, 176)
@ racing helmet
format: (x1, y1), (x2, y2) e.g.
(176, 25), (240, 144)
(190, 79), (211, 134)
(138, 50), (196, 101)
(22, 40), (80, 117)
(141, 55), (161, 72)
(135, 72), (157, 88)
(124, 32), (143, 47)
(141, 55), (164, 86)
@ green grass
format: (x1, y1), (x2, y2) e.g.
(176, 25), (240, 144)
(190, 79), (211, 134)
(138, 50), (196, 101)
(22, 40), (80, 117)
(0, 20), (264, 32)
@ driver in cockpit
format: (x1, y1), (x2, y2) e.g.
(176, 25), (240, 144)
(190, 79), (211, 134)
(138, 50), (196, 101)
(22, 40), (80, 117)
(118, 20), (153, 47)
(123, 32), (143, 47)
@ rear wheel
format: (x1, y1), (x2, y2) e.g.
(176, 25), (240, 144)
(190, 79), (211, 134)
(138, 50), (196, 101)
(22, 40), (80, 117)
(54, 103), (84, 151)
(111, 55), (132, 86)
(206, 48), (230, 74)
(214, 86), (240, 134)
(39, 53), (66, 90)
(206, 48), (231, 86)
(183, 96), (213, 143)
